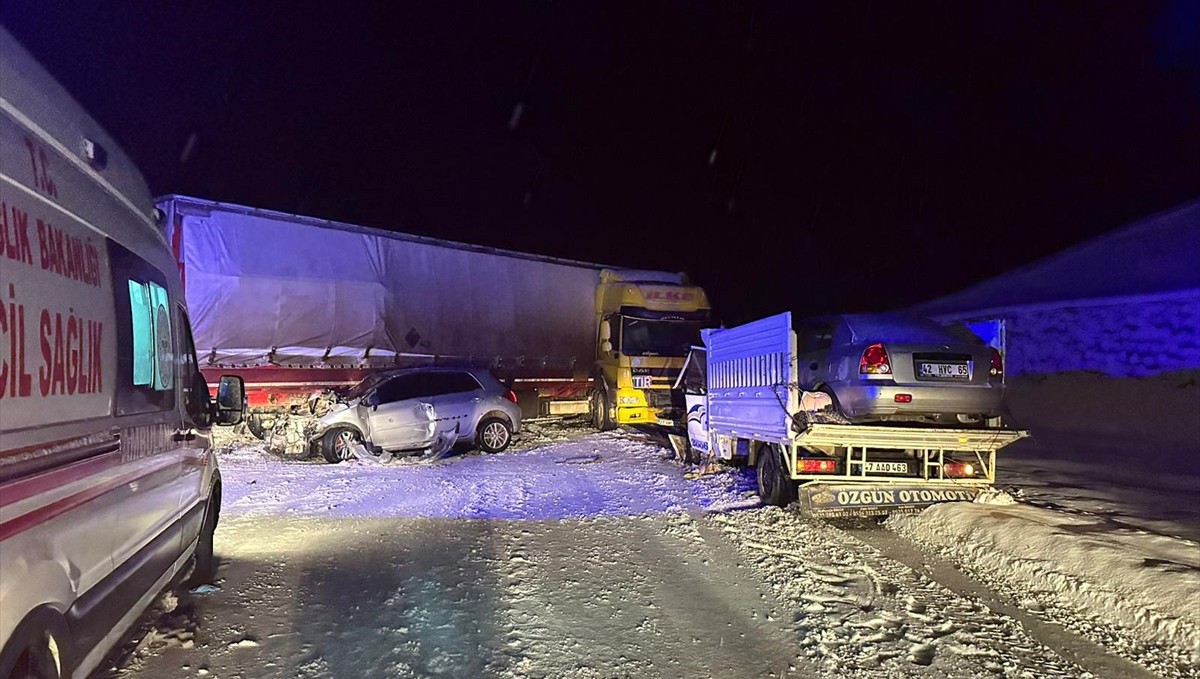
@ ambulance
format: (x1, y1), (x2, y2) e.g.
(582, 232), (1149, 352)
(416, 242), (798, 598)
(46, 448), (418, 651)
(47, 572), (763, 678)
(0, 27), (244, 679)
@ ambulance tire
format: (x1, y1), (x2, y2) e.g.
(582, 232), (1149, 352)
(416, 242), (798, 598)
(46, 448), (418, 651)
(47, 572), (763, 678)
(0, 609), (68, 679)
(756, 444), (796, 507)
(183, 484), (221, 589)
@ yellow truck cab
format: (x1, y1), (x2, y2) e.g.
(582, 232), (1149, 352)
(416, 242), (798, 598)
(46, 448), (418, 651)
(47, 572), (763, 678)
(592, 269), (711, 428)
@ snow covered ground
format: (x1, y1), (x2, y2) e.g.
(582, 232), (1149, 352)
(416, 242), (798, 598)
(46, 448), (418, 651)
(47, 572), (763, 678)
(101, 418), (1198, 679)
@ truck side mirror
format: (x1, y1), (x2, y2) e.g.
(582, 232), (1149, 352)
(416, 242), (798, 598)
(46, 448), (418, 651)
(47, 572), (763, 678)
(600, 320), (613, 354)
(214, 375), (245, 426)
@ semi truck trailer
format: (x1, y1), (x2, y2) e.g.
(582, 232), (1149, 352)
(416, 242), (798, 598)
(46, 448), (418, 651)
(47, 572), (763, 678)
(156, 195), (712, 432)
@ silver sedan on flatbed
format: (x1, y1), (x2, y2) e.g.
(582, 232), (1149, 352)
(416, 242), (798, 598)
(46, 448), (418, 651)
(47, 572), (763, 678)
(793, 313), (1005, 426)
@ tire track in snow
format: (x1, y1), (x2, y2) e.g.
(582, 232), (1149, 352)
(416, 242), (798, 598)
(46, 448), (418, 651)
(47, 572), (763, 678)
(847, 521), (1167, 679)
(485, 513), (814, 678)
(704, 507), (1089, 678)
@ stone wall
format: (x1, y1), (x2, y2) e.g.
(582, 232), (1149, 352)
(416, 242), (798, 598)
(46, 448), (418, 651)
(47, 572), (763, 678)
(952, 290), (1200, 378)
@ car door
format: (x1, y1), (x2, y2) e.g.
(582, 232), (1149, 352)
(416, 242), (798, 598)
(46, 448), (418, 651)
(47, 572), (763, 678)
(363, 375), (436, 451)
(423, 371), (485, 438)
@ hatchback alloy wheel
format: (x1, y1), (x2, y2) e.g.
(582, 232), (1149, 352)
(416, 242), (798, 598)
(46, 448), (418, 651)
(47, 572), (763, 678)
(477, 417), (512, 453)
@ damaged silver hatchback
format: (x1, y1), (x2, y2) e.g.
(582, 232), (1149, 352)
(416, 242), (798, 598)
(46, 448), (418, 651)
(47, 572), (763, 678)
(306, 367), (522, 462)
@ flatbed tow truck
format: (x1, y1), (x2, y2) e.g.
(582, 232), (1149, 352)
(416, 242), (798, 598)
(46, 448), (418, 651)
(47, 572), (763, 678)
(677, 312), (1027, 517)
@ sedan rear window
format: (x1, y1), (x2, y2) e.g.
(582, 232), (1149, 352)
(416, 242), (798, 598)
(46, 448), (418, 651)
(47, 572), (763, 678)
(842, 314), (971, 344)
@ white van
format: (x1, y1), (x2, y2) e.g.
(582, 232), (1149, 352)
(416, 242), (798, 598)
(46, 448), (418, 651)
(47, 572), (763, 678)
(0, 28), (244, 679)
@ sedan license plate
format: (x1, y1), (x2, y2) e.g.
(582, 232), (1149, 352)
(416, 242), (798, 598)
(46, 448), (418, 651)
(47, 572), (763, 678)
(864, 461), (909, 474)
(632, 376), (653, 389)
(919, 362), (969, 379)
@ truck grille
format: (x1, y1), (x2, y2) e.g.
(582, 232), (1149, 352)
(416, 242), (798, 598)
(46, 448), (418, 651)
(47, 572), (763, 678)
(644, 388), (676, 409)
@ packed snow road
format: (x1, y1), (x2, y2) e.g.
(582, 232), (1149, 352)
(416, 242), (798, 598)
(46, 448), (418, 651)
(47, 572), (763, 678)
(103, 419), (1197, 679)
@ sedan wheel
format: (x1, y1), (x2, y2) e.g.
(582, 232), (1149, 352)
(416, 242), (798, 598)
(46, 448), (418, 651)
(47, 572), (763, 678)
(477, 417), (512, 453)
(322, 428), (362, 463)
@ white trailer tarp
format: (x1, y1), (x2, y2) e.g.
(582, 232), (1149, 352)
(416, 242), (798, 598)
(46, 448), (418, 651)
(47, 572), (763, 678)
(174, 203), (602, 373)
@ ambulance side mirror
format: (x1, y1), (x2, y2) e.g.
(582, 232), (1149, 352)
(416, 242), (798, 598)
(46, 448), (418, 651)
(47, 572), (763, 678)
(214, 375), (245, 426)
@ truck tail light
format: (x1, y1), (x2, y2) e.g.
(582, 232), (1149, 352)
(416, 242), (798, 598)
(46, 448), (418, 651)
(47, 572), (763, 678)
(859, 343), (891, 375)
(989, 348), (1004, 378)
(797, 458), (837, 473)
(943, 462), (977, 478)
(505, 390), (519, 404)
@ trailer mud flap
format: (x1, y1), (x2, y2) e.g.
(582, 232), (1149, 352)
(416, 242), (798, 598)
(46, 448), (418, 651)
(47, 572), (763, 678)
(798, 483), (982, 518)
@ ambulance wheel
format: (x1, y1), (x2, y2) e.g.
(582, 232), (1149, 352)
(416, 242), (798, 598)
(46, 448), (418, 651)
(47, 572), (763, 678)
(183, 484), (220, 588)
(322, 427), (361, 463)
(0, 611), (68, 679)
(757, 444), (796, 507)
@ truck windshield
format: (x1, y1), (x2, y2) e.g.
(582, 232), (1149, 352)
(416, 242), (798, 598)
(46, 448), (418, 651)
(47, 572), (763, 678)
(619, 317), (704, 357)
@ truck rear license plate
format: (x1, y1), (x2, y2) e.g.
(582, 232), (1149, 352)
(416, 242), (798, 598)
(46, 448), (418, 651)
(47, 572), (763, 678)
(864, 461), (909, 474)
(633, 376), (652, 389)
(919, 362), (969, 379)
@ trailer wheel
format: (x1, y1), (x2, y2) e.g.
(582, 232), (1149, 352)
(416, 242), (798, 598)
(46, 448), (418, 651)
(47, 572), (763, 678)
(591, 390), (615, 432)
(757, 444), (796, 507)
(322, 427), (362, 463)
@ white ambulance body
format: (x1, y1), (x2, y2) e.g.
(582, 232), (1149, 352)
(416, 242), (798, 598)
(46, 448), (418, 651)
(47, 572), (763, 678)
(0, 27), (243, 679)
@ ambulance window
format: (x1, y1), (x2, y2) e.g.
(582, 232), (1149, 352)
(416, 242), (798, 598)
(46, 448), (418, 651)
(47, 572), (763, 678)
(129, 280), (172, 389)
(178, 306), (208, 426)
(109, 239), (176, 415)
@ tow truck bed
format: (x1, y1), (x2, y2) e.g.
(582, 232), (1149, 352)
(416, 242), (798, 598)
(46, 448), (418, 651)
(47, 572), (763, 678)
(685, 312), (1029, 516)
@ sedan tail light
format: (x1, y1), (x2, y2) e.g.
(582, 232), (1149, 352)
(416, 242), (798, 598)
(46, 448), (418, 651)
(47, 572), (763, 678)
(989, 348), (1004, 378)
(505, 390), (519, 403)
(859, 343), (892, 375)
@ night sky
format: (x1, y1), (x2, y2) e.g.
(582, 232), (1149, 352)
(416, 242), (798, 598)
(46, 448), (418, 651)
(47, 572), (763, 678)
(4, 2), (1198, 324)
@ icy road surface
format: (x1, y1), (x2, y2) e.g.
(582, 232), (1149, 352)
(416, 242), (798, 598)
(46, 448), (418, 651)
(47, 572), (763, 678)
(106, 421), (1196, 679)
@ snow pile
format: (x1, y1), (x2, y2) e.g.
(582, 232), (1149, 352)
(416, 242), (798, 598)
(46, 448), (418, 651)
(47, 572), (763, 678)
(888, 502), (1200, 674)
(972, 488), (1016, 505)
